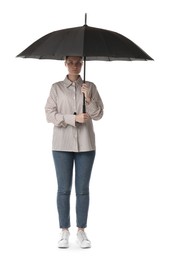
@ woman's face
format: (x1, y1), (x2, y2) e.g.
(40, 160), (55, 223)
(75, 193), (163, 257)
(65, 56), (83, 76)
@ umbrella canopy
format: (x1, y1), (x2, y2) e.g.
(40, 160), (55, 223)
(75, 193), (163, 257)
(16, 14), (153, 112)
(17, 24), (153, 62)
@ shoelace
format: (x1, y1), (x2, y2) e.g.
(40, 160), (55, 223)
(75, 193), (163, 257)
(60, 231), (69, 240)
(78, 231), (89, 241)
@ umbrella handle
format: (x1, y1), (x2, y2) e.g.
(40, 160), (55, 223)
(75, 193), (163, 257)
(83, 94), (86, 113)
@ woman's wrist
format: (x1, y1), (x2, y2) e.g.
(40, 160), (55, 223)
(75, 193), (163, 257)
(85, 97), (91, 104)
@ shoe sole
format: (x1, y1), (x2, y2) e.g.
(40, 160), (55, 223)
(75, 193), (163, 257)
(76, 240), (91, 249)
(58, 244), (69, 248)
(58, 241), (69, 248)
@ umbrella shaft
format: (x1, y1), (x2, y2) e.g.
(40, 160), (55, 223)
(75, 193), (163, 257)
(83, 56), (86, 113)
(83, 56), (86, 83)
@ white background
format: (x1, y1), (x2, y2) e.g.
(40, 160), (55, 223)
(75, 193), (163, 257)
(0, 0), (169, 259)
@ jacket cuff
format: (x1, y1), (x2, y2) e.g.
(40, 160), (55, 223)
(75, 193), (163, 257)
(64, 114), (76, 127)
(86, 99), (98, 113)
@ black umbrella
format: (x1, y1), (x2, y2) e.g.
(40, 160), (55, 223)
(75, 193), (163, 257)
(17, 14), (153, 112)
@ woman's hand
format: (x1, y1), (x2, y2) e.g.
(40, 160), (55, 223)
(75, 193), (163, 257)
(81, 84), (91, 103)
(75, 113), (90, 123)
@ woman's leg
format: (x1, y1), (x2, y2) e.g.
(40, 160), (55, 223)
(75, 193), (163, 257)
(75, 151), (95, 228)
(52, 151), (74, 229)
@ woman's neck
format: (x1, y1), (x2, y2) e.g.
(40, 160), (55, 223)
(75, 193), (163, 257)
(68, 74), (79, 82)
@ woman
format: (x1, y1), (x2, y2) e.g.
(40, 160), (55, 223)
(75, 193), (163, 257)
(45, 56), (103, 248)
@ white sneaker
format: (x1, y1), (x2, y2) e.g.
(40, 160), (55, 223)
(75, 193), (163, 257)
(77, 230), (91, 248)
(58, 230), (70, 248)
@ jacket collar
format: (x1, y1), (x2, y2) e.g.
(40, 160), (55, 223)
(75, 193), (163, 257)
(63, 75), (83, 88)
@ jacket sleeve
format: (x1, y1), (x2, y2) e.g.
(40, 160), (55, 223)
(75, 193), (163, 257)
(86, 83), (104, 120)
(45, 85), (76, 127)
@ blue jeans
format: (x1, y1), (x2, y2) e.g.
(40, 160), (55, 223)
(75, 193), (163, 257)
(52, 150), (95, 229)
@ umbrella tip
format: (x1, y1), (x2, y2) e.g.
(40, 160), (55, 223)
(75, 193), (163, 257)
(85, 13), (87, 25)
